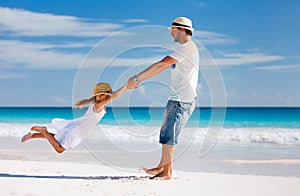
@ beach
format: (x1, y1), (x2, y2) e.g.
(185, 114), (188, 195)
(1, 0), (299, 194)
(1, 159), (300, 196)
(1, 107), (300, 195)
(1, 136), (300, 196)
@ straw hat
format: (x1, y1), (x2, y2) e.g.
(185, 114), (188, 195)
(89, 83), (112, 99)
(168, 17), (194, 32)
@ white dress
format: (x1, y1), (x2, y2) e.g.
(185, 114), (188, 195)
(48, 104), (106, 149)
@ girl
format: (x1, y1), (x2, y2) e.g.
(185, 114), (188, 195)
(21, 83), (127, 153)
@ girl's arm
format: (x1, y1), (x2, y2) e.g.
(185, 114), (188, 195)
(110, 84), (128, 100)
(93, 84), (128, 113)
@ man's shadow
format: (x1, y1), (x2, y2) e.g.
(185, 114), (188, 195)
(0, 173), (149, 180)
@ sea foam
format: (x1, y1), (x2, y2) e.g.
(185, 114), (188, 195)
(1, 123), (299, 146)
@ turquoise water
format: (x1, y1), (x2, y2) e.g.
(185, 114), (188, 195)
(0, 107), (299, 128)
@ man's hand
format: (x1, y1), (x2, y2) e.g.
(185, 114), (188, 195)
(127, 77), (138, 89)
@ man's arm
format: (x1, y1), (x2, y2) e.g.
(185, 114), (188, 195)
(128, 56), (178, 89)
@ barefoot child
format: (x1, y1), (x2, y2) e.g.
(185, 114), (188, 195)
(21, 83), (127, 153)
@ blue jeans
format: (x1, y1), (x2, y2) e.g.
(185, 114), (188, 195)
(159, 99), (196, 146)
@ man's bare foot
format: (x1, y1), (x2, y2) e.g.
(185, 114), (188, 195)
(21, 132), (33, 143)
(150, 171), (172, 180)
(142, 166), (164, 175)
(31, 126), (47, 134)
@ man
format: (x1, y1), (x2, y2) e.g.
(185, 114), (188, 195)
(127, 17), (199, 180)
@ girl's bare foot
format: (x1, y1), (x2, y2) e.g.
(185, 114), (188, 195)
(31, 126), (47, 134)
(21, 132), (33, 143)
(142, 166), (164, 175)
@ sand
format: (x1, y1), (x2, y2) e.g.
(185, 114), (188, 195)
(1, 159), (300, 196)
(1, 136), (300, 195)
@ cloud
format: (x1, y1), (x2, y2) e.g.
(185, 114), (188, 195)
(0, 6), (231, 44)
(220, 88), (300, 106)
(191, 2), (206, 8)
(0, 7), (124, 37)
(200, 52), (284, 67)
(137, 85), (146, 95)
(122, 19), (148, 23)
(251, 64), (300, 72)
(49, 96), (68, 104)
(194, 30), (237, 45)
(218, 52), (284, 66)
(0, 39), (286, 71)
(0, 39), (85, 69)
(0, 39), (165, 70)
(0, 7), (287, 73)
(0, 70), (26, 79)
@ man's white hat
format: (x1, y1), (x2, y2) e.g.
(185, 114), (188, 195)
(169, 17), (194, 32)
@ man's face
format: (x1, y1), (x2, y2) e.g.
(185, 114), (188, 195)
(170, 27), (182, 43)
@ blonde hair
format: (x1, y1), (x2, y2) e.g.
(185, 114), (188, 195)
(73, 97), (95, 109)
(73, 83), (112, 109)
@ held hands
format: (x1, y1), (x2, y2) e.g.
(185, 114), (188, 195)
(127, 76), (139, 89)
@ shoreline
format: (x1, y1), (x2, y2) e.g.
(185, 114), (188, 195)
(0, 137), (300, 177)
(1, 136), (300, 177)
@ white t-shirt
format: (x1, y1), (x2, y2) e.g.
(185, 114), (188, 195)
(169, 40), (199, 102)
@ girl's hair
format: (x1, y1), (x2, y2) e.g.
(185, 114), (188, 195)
(73, 97), (95, 109)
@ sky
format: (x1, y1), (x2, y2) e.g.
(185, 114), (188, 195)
(0, 0), (299, 107)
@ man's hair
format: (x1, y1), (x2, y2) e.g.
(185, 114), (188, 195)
(177, 27), (193, 36)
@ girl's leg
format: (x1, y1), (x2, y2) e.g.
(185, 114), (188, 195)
(21, 131), (45, 142)
(31, 126), (65, 153)
(22, 132), (57, 142)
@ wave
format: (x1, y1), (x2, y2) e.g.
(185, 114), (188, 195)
(1, 123), (300, 146)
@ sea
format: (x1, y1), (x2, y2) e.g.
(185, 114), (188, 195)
(1, 106), (300, 176)
(0, 107), (299, 145)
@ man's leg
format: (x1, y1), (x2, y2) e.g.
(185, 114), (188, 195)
(143, 143), (173, 175)
(142, 146), (165, 175)
(150, 144), (174, 180)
